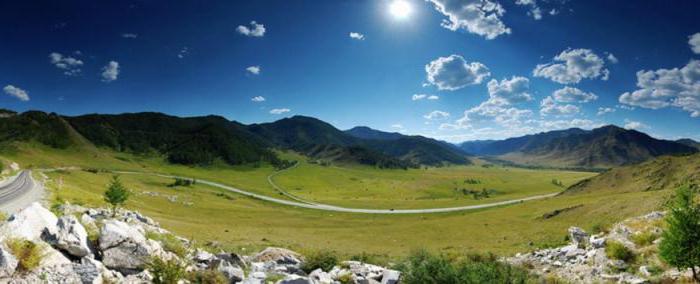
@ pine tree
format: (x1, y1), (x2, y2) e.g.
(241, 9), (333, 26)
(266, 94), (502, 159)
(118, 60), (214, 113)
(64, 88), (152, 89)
(103, 175), (130, 217)
(659, 185), (700, 282)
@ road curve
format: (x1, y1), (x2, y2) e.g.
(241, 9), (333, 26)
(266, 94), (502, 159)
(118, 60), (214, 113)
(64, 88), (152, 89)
(0, 171), (38, 211)
(115, 170), (559, 214)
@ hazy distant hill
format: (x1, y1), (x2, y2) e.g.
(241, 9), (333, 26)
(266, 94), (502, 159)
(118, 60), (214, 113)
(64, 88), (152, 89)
(676, 138), (700, 150)
(249, 116), (469, 167)
(460, 125), (697, 168)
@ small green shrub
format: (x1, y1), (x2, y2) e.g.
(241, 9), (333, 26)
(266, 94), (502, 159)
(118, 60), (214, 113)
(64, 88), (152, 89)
(337, 273), (354, 284)
(631, 231), (659, 247)
(187, 269), (228, 284)
(606, 241), (635, 262)
(6, 238), (44, 272)
(301, 250), (339, 273)
(146, 231), (188, 258)
(264, 273), (286, 283)
(147, 257), (187, 284)
(395, 249), (536, 284)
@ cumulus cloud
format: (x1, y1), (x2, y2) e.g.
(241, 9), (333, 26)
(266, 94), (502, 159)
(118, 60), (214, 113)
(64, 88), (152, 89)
(425, 55), (490, 90)
(597, 107), (615, 116)
(624, 119), (649, 130)
(540, 96), (580, 116)
(246, 66), (261, 75)
(121, 33), (138, 38)
(515, 0), (542, 20)
(487, 76), (532, 104)
(251, 96), (265, 102)
(3, 85), (29, 101)
(690, 33), (700, 54)
(552, 86), (598, 103)
(49, 52), (83, 76)
(445, 98), (533, 130)
(349, 32), (365, 40)
(606, 53), (619, 64)
(426, 0), (511, 40)
(428, 95), (440, 100)
(101, 61), (120, 82)
(412, 94), (427, 100)
(424, 110), (450, 120)
(619, 59), (700, 117)
(270, 108), (290, 114)
(533, 48), (610, 84)
(237, 21), (266, 37)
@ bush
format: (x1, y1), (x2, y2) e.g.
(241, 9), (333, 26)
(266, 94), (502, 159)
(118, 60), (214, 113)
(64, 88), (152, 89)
(606, 241), (635, 262)
(187, 269), (228, 284)
(631, 231), (659, 247)
(301, 250), (339, 273)
(146, 232), (188, 258)
(395, 250), (536, 284)
(6, 238), (44, 272)
(147, 257), (187, 284)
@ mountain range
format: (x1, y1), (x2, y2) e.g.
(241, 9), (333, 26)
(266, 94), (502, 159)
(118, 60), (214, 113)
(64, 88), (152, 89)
(0, 109), (696, 170)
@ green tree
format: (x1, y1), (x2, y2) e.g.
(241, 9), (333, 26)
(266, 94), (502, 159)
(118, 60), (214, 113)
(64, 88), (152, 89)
(103, 175), (130, 217)
(659, 185), (700, 282)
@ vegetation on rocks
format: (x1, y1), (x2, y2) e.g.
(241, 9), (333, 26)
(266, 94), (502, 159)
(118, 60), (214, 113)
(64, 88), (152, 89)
(146, 256), (187, 284)
(6, 238), (44, 273)
(605, 240), (635, 262)
(300, 249), (339, 273)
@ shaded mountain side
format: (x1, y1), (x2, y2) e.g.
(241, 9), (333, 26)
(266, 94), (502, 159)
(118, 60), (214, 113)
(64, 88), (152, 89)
(460, 125), (697, 169)
(0, 111), (79, 149)
(676, 138), (700, 150)
(65, 112), (284, 167)
(562, 153), (700, 195)
(305, 144), (415, 169)
(251, 116), (469, 166)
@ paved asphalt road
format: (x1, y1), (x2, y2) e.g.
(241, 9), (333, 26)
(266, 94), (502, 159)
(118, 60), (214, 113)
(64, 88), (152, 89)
(118, 170), (559, 214)
(0, 171), (36, 210)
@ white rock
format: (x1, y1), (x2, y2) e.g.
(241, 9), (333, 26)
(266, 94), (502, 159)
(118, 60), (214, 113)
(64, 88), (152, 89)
(213, 259), (245, 283)
(568, 227), (589, 248)
(253, 247), (303, 266)
(45, 215), (91, 257)
(99, 220), (162, 274)
(278, 274), (312, 284)
(589, 235), (606, 249)
(0, 245), (18, 278)
(309, 268), (333, 284)
(1, 202), (58, 241)
(73, 257), (103, 284)
(380, 269), (400, 284)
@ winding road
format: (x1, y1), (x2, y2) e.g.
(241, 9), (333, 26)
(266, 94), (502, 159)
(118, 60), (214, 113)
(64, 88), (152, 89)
(116, 168), (560, 214)
(0, 170), (43, 213)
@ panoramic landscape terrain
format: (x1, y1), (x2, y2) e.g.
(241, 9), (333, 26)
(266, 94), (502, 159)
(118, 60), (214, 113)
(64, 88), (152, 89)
(0, 0), (699, 283)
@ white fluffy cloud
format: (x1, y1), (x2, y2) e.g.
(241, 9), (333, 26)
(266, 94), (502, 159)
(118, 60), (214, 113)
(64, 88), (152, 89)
(349, 32), (365, 40)
(49, 52), (83, 76)
(121, 33), (138, 39)
(424, 110), (450, 120)
(515, 0), (542, 20)
(540, 96), (580, 116)
(689, 33), (700, 54)
(619, 59), (700, 117)
(101, 61), (120, 82)
(427, 95), (440, 100)
(533, 48), (610, 84)
(487, 76), (532, 104)
(426, 0), (511, 40)
(270, 108), (290, 115)
(552, 86), (598, 103)
(412, 94), (440, 101)
(251, 96), (265, 102)
(597, 107), (615, 116)
(246, 66), (261, 75)
(606, 53), (619, 64)
(237, 21), (266, 37)
(425, 55), (490, 90)
(3, 85), (29, 101)
(624, 119), (649, 130)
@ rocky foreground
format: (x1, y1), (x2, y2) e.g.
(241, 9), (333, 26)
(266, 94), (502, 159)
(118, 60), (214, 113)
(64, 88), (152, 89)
(0, 203), (400, 284)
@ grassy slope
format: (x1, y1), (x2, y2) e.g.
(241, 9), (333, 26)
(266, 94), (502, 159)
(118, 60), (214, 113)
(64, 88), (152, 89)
(272, 158), (595, 209)
(1, 142), (671, 259)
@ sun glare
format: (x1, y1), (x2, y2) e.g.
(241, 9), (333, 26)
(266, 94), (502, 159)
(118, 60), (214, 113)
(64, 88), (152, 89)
(389, 0), (412, 19)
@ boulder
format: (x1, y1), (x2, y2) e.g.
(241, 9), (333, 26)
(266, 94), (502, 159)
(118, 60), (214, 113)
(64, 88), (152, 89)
(98, 220), (162, 274)
(309, 268), (333, 284)
(380, 269), (400, 284)
(216, 252), (247, 269)
(1, 202), (58, 241)
(568, 227), (589, 248)
(589, 235), (606, 249)
(72, 257), (103, 284)
(0, 245), (18, 278)
(193, 249), (215, 264)
(212, 259), (245, 283)
(279, 274), (312, 284)
(44, 215), (91, 257)
(252, 247), (303, 266)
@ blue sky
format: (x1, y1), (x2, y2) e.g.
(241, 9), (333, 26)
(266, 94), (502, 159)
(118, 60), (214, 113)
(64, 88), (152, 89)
(1, 0), (699, 142)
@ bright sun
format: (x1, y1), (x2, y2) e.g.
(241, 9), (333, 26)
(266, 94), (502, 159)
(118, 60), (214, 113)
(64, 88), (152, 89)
(389, 0), (412, 19)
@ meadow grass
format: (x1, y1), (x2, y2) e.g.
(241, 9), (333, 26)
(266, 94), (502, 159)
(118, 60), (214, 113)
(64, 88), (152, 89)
(1, 144), (668, 259)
